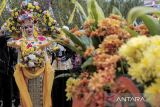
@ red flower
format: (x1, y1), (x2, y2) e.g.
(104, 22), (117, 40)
(27, 43), (32, 48)
(38, 36), (46, 41)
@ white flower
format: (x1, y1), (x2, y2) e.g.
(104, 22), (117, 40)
(36, 51), (41, 55)
(28, 61), (35, 67)
(24, 56), (28, 61)
(21, 1), (27, 7)
(28, 54), (36, 60)
(33, 1), (39, 6)
(62, 26), (69, 30)
(43, 11), (47, 15)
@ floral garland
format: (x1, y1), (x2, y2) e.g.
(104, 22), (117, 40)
(4, 1), (57, 38)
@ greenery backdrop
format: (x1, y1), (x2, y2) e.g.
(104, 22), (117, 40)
(0, 0), (144, 27)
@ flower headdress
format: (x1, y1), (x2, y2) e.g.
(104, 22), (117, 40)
(5, 1), (58, 38)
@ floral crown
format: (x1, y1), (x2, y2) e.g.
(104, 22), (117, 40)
(4, 1), (58, 38)
(18, 11), (33, 23)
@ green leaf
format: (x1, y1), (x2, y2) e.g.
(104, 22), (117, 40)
(140, 15), (160, 35)
(87, 0), (105, 23)
(75, 1), (87, 19)
(112, 6), (122, 17)
(0, 0), (7, 16)
(124, 27), (139, 37)
(91, 37), (101, 48)
(62, 28), (86, 51)
(79, 35), (93, 47)
(127, 6), (160, 24)
(68, 6), (76, 24)
(81, 57), (93, 69)
(71, 0), (77, 3)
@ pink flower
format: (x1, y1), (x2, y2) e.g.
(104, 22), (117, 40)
(38, 36), (46, 41)
(27, 43), (32, 48)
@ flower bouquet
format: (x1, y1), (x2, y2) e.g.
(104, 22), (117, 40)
(20, 41), (45, 68)
(55, 0), (160, 107)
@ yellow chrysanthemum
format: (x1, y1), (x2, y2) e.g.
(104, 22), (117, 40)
(119, 36), (149, 64)
(119, 36), (160, 84)
(145, 79), (160, 107)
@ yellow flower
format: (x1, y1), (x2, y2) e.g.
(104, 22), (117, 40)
(48, 22), (52, 26)
(11, 26), (16, 30)
(28, 3), (33, 8)
(31, 6), (35, 9)
(49, 17), (54, 23)
(43, 18), (47, 23)
(14, 12), (18, 16)
(11, 12), (15, 16)
(46, 11), (50, 17)
(66, 77), (80, 100)
(52, 46), (59, 51)
(35, 6), (40, 10)
(119, 36), (160, 84)
(37, 14), (41, 17)
(51, 26), (54, 30)
(145, 79), (160, 107)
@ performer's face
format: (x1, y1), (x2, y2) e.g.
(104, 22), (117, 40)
(22, 20), (34, 36)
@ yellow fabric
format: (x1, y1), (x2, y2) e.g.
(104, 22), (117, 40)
(14, 61), (54, 107)
(23, 67), (45, 79)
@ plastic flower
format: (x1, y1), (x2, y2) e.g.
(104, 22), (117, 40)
(27, 43), (32, 48)
(21, 1), (28, 7)
(48, 22), (52, 26)
(28, 61), (35, 67)
(33, 1), (39, 6)
(35, 6), (40, 10)
(28, 54), (36, 60)
(28, 3), (33, 8)
(51, 26), (55, 30)
(14, 12), (19, 17)
(38, 36), (46, 41)
(49, 17), (54, 23)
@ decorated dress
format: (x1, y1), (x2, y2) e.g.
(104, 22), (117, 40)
(7, 35), (54, 107)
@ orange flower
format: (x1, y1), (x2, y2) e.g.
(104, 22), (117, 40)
(83, 47), (95, 58)
(99, 35), (122, 54)
(131, 24), (149, 35)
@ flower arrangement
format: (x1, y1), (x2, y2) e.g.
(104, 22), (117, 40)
(20, 40), (45, 68)
(4, 1), (58, 38)
(64, 13), (143, 107)
(119, 36), (160, 106)
(60, 2), (160, 107)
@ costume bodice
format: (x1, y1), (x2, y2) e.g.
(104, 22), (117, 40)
(7, 35), (52, 68)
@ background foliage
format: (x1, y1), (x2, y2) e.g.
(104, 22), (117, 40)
(0, 0), (144, 27)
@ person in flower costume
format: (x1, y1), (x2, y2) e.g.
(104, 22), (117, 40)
(5, 1), (58, 107)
